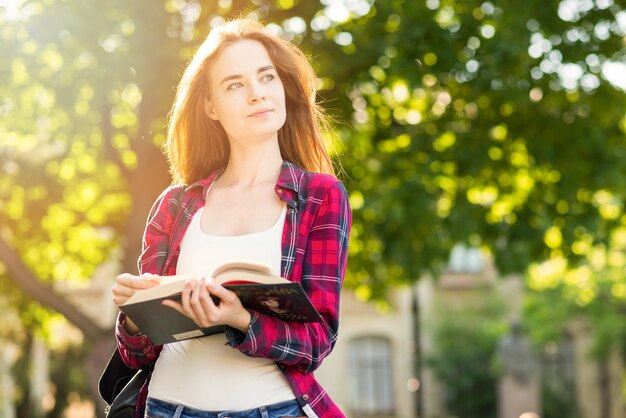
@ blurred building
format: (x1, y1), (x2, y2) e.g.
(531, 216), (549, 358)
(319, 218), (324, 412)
(315, 244), (625, 418)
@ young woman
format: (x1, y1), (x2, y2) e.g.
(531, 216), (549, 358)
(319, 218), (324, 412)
(111, 18), (351, 418)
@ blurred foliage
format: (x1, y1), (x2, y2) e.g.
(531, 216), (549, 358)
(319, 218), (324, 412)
(542, 382), (581, 418)
(1, 0), (626, 414)
(331, 0), (626, 296)
(425, 290), (507, 418)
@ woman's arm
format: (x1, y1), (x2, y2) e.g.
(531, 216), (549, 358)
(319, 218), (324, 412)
(114, 186), (182, 368)
(226, 180), (352, 373)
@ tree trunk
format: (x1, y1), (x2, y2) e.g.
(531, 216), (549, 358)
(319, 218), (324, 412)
(119, 2), (177, 276)
(0, 340), (18, 418)
(599, 359), (611, 418)
(28, 336), (48, 418)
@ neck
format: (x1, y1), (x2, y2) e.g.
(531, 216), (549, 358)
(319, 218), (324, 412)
(220, 139), (283, 186)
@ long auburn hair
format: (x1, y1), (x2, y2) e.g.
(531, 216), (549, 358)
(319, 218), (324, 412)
(166, 18), (335, 185)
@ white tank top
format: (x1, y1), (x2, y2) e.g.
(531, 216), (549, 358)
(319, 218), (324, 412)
(148, 204), (295, 410)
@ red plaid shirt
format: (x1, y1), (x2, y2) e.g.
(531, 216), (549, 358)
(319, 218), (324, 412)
(116, 161), (351, 418)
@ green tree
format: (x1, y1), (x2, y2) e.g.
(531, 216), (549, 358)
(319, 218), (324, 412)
(1, 0), (188, 413)
(0, 0), (334, 414)
(324, 0), (626, 298)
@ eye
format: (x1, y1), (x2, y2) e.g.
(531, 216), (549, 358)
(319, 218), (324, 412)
(260, 73), (275, 82)
(227, 81), (243, 90)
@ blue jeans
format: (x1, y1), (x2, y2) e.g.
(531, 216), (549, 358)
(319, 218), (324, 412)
(145, 398), (306, 418)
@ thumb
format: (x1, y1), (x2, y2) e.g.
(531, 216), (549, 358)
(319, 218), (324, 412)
(206, 279), (235, 300)
(132, 276), (161, 289)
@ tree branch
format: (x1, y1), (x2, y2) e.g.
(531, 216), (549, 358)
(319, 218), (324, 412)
(0, 235), (110, 341)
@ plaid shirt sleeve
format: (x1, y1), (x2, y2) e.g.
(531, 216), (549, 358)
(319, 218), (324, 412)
(226, 179), (351, 374)
(115, 185), (183, 368)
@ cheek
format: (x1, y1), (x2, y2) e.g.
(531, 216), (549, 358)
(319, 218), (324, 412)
(206, 95), (227, 121)
(275, 87), (287, 118)
(211, 97), (240, 124)
(278, 96), (287, 123)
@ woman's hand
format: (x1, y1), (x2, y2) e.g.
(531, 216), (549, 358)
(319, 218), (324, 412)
(112, 273), (161, 335)
(162, 277), (252, 333)
(112, 273), (161, 306)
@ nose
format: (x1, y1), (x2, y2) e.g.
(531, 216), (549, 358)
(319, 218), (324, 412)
(248, 82), (266, 104)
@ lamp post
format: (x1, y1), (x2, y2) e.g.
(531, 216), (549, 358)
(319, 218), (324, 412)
(411, 285), (422, 417)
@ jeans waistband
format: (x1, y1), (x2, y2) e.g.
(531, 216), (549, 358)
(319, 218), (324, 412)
(145, 397), (302, 418)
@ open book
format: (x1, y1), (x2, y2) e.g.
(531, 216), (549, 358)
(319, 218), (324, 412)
(119, 261), (322, 345)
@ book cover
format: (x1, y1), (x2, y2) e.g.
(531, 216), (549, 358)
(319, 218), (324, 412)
(224, 282), (322, 323)
(119, 263), (322, 345)
(119, 291), (226, 345)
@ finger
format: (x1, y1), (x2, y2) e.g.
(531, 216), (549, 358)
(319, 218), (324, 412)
(133, 276), (161, 288)
(199, 278), (219, 320)
(112, 278), (137, 306)
(164, 295), (210, 329)
(116, 274), (160, 289)
(111, 282), (134, 297)
(162, 299), (185, 315)
(189, 278), (211, 326)
(181, 280), (206, 326)
(180, 280), (193, 312)
(206, 280), (237, 304)
(115, 274), (135, 288)
(112, 295), (129, 306)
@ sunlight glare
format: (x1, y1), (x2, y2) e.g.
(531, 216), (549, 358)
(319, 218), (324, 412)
(602, 61), (626, 91)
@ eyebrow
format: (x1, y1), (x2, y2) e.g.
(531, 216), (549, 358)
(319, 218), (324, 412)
(220, 65), (276, 85)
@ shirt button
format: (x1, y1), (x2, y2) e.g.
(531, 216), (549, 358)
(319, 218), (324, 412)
(302, 394), (309, 401)
(277, 187), (283, 193)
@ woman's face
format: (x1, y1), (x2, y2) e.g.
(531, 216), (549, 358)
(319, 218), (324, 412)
(261, 297), (280, 309)
(205, 39), (287, 145)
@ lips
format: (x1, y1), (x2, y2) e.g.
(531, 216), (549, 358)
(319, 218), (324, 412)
(247, 108), (273, 117)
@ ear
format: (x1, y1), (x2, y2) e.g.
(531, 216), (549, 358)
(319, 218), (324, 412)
(204, 99), (219, 121)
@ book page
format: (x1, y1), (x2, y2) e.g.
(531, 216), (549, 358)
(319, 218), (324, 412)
(215, 270), (288, 285)
(123, 275), (198, 305)
(211, 261), (272, 278)
(158, 274), (197, 286)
